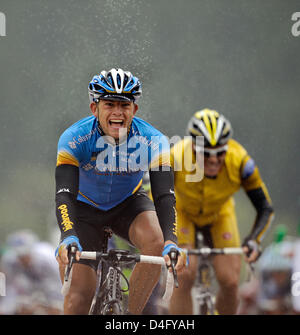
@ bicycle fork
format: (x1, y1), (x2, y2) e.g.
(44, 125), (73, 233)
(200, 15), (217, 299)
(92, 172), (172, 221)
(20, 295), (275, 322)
(194, 261), (217, 315)
(89, 265), (123, 315)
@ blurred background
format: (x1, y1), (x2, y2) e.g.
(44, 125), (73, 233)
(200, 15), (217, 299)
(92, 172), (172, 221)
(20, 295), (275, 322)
(0, 0), (299, 314)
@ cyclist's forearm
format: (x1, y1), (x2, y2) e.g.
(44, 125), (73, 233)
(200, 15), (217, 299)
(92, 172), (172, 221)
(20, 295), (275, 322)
(149, 168), (178, 244)
(55, 164), (79, 239)
(56, 192), (78, 239)
(245, 187), (274, 243)
(246, 208), (274, 243)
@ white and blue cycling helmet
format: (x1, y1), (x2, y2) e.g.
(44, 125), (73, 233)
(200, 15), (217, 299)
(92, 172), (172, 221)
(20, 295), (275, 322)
(88, 68), (142, 103)
(6, 230), (39, 256)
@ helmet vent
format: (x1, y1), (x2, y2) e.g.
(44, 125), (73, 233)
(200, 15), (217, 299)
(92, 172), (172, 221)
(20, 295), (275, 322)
(116, 74), (121, 88)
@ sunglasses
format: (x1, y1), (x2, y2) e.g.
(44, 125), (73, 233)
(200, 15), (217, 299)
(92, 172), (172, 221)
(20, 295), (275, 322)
(195, 145), (228, 158)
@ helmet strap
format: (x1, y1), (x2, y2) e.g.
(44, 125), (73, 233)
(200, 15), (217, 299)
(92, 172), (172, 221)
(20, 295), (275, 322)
(96, 105), (105, 136)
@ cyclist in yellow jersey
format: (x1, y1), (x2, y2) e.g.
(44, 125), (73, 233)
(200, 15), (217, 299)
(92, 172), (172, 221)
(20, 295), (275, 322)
(169, 109), (274, 315)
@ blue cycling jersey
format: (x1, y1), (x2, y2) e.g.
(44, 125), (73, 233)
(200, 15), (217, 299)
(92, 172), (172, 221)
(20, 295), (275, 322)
(57, 115), (170, 210)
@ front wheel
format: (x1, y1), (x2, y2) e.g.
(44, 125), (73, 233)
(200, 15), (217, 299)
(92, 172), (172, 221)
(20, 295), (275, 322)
(89, 293), (105, 315)
(200, 303), (208, 315)
(199, 297), (217, 315)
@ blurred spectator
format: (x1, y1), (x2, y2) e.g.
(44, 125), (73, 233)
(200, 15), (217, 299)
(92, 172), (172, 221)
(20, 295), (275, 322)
(238, 224), (294, 315)
(0, 230), (63, 314)
(256, 225), (293, 314)
(291, 222), (300, 314)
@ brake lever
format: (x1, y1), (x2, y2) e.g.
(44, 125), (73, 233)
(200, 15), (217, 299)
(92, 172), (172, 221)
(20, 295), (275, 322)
(64, 244), (78, 282)
(168, 248), (179, 288)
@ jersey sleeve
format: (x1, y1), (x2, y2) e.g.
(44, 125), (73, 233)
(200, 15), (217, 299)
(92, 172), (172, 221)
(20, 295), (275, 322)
(56, 129), (84, 167)
(240, 155), (274, 243)
(241, 156), (265, 192)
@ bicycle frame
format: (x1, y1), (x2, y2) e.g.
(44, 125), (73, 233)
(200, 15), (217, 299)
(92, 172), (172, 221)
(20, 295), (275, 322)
(89, 258), (123, 315)
(194, 253), (217, 314)
(89, 228), (125, 315)
(186, 231), (244, 315)
(193, 231), (216, 315)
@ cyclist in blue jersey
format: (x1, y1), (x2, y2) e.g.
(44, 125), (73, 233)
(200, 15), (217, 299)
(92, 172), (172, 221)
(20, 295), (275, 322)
(55, 68), (186, 314)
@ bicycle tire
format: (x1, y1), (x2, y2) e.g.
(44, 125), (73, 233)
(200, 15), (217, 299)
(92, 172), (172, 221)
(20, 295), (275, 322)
(200, 302), (208, 315)
(89, 285), (107, 315)
(206, 297), (216, 315)
(89, 295), (103, 315)
(199, 297), (216, 315)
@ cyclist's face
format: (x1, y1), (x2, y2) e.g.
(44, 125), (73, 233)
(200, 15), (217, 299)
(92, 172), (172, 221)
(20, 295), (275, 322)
(194, 144), (227, 177)
(203, 149), (226, 177)
(91, 100), (138, 140)
(18, 254), (32, 267)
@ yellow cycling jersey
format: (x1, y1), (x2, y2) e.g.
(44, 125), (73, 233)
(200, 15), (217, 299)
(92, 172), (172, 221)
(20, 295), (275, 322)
(170, 137), (271, 227)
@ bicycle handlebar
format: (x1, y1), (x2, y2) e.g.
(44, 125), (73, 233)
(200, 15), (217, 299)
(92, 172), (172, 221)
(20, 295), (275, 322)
(80, 251), (175, 301)
(183, 246), (256, 282)
(183, 247), (244, 256)
(80, 251), (167, 263)
(61, 250), (175, 302)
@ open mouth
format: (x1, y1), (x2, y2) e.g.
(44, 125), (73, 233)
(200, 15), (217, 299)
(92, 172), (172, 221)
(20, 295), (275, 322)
(109, 119), (125, 127)
(206, 162), (221, 170)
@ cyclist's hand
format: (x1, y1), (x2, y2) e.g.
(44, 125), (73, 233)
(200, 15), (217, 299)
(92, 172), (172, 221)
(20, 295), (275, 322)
(163, 242), (189, 272)
(242, 239), (261, 263)
(55, 235), (82, 266)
